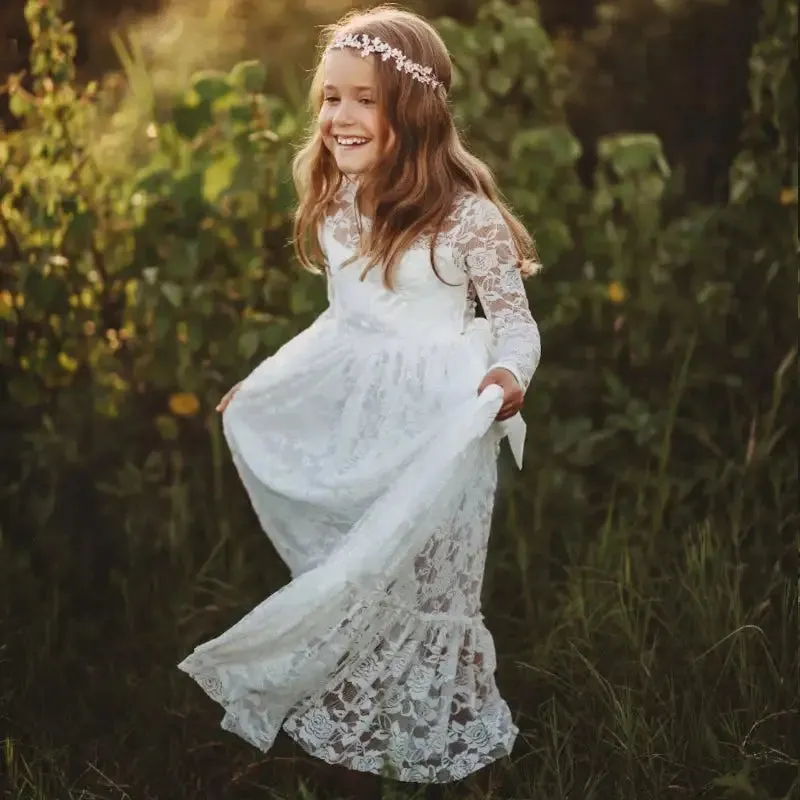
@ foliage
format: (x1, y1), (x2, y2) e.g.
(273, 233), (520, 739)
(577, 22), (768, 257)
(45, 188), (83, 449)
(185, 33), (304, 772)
(1, 1), (797, 799)
(1, 0), (323, 544)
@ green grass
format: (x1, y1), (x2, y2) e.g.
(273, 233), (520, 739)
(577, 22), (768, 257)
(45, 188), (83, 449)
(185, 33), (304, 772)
(1, 400), (797, 800)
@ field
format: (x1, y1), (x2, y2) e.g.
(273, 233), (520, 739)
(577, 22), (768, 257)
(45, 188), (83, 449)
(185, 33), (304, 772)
(1, 1), (797, 798)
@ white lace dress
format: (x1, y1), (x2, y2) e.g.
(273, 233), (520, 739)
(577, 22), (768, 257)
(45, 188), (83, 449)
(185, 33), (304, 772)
(178, 178), (541, 784)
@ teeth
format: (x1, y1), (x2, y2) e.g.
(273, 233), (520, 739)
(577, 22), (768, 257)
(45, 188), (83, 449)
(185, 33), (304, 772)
(337, 137), (368, 145)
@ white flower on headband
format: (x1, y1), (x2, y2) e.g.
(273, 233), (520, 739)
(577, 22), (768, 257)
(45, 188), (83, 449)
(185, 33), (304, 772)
(327, 33), (443, 91)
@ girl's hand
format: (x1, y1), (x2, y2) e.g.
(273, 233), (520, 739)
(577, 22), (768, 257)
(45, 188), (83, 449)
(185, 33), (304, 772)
(477, 367), (524, 421)
(216, 382), (242, 413)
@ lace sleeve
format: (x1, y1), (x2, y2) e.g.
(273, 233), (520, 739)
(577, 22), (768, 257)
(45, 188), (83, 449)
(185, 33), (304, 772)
(454, 194), (541, 391)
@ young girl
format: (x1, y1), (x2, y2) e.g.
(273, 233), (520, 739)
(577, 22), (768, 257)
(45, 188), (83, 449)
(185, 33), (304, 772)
(179, 4), (541, 792)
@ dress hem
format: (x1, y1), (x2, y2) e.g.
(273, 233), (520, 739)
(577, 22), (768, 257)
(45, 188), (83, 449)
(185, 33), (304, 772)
(281, 718), (519, 785)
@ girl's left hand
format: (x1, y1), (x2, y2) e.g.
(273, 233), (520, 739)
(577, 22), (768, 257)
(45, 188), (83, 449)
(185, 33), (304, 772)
(477, 367), (524, 421)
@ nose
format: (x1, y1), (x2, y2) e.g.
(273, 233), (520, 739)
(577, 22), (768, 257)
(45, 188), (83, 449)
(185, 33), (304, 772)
(332, 98), (356, 125)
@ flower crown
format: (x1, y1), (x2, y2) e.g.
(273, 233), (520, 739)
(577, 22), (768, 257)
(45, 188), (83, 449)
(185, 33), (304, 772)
(327, 33), (444, 91)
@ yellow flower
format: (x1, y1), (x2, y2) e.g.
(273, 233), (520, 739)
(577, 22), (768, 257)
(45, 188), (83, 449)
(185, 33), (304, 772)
(779, 187), (797, 206)
(83, 320), (96, 336)
(168, 391), (200, 417)
(68, 294), (79, 308)
(57, 352), (79, 372)
(15, 293), (25, 309)
(0, 290), (13, 314)
(607, 281), (627, 304)
(80, 288), (94, 308)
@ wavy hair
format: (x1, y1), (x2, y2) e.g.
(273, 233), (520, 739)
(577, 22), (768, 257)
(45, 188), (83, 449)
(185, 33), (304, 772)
(292, 4), (539, 289)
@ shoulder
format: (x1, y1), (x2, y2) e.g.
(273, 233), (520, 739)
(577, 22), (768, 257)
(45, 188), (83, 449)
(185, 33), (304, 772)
(447, 190), (514, 261)
(449, 190), (509, 238)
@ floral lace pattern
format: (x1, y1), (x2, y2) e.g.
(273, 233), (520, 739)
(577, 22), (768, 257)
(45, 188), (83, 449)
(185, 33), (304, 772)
(323, 179), (541, 389)
(281, 455), (518, 783)
(177, 178), (539, 785)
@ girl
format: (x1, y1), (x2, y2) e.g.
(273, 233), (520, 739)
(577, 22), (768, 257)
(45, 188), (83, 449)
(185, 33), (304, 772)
(179, 4), (541, 793)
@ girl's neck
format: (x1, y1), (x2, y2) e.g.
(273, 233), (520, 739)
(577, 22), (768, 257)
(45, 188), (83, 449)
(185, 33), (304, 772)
(344, 173), (377, 218)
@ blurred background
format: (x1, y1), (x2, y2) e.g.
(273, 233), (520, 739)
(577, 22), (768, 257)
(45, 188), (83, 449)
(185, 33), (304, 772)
(1, 1), (797, 799)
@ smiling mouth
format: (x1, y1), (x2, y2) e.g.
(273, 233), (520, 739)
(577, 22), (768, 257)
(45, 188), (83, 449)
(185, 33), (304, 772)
(335, 136), (371, 148)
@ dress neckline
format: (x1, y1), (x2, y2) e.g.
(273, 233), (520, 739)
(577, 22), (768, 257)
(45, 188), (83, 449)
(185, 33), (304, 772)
(339, 174), (373, 223)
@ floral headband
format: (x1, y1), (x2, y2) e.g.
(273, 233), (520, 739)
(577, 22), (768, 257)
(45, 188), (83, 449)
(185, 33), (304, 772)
(326, 32), (444, 91)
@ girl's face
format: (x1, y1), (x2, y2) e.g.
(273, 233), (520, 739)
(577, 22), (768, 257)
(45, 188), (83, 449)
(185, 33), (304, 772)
(319, 49), (391, 177)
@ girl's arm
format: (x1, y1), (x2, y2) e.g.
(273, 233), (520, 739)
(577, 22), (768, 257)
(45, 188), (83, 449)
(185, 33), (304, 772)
(457, 195), (541, 391)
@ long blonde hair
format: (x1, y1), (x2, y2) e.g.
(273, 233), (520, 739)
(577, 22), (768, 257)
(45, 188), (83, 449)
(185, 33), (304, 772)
(292, 4), (539, 289)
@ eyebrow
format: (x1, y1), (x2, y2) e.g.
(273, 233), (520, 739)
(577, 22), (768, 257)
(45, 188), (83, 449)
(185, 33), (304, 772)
(323, 84), (375, 92)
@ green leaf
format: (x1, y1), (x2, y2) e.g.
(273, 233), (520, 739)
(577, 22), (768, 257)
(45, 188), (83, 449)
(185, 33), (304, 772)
(511, 126), (582, 166)
(161, 282), (183, 307)
(155, 414), (180, 441)
(486, 69), (513, 96)
(191, 70), (233, 104)
(174, 171), (205, 214)
(239, 328), (261, 360)
(154, 311), (172, 341)
(187, 318), (204, 353)
(228, 101), (253, 127)
(229, 60), (267, 93)
(64, 210), (96, 250)
(599, 134), (670, 178)
(203, 151), (239, 202)
(290, 281), (314, 314)
(166, 241), (199, 280)
(172, 102), (215, 140)
(9, 93), (32, 118)
(134, 166), (172, 196)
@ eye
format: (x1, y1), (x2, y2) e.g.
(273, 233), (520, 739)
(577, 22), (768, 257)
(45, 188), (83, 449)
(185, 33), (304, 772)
(323, 96), (339, 104)
(359, 98), (375, 106)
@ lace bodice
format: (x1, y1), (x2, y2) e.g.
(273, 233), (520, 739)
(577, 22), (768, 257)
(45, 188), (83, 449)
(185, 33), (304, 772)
(320, 179), (541, 390)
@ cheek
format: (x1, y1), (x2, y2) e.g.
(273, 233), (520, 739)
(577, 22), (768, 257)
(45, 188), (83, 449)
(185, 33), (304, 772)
(318, 117), (334, 149)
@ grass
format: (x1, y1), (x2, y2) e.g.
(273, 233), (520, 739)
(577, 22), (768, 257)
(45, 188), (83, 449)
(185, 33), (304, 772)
(1, 369), (798, 800)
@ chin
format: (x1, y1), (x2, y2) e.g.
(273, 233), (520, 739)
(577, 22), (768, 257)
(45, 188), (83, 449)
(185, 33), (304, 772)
(337, 163), (373, 175)
(334, 158), (376, 176)
(326, 142), (378, 175)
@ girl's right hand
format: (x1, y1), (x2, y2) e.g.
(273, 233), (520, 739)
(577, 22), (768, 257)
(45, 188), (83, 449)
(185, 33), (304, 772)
(216, 382), (242, 413)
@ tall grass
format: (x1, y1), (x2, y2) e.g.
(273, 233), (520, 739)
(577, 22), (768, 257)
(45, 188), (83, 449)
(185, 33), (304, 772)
(1, 352), (796, 800)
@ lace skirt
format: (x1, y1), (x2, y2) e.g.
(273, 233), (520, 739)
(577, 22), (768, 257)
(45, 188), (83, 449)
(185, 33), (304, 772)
(177, 311), (519, 783)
